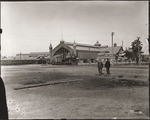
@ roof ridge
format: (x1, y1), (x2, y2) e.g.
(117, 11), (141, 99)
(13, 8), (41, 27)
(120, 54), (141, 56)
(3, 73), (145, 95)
(66, 41), (108, 48)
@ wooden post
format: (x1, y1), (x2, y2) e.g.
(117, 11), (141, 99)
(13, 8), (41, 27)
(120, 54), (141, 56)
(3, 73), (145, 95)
(111, 32), (114, 65)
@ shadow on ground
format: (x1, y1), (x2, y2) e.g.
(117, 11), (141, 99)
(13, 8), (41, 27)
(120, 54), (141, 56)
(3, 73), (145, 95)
(65, 76), (148, 90)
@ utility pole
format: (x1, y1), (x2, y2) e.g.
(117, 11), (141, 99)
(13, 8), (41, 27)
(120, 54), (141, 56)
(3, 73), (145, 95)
(137, 37), (141, 65)
(111, 32), (114, 65)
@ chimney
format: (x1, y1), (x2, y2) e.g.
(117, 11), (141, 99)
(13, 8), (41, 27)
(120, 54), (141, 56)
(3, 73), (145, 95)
(114, 43), (117, 47)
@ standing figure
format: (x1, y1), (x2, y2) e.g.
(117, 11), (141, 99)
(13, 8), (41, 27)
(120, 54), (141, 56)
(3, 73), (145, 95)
(97, 59), (103, 75)
(0, 77), (8, 119)
(105, 59), (111, 74)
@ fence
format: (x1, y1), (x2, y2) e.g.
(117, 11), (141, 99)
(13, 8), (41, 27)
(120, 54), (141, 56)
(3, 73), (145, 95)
(1, 59), (42, 65)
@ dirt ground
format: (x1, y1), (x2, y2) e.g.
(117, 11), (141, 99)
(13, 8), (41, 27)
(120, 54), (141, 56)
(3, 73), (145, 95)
(1, 64), (149, 119)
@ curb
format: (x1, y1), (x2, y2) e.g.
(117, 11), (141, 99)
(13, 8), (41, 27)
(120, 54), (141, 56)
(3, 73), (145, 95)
(14, 79), (84, 90)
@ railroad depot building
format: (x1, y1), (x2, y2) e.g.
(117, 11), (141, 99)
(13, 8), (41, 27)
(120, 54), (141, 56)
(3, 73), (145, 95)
(51, 40), (108, 63)
(50, 40), (124, 63)
(15, 40), (124, 63)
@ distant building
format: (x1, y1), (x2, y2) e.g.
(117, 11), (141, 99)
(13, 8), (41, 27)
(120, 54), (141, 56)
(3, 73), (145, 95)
(29, 52), (49, 57)
(15, 53), (30, 59)
(14, 41), (124, 63)
(15, 52), (48, 60)
(51, 40), (108, 63)
(97, 43), (124, 63)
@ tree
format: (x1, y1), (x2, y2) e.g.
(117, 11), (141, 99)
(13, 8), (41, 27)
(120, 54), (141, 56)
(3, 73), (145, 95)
(124, 49), (133, 62)
(131, 37), (143, 64)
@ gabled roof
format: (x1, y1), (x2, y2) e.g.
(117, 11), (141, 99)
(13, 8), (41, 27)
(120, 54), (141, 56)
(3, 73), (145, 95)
(107, 46), (123, 54)
(52, 42), (74, 55)
(97, 46), (123, 55)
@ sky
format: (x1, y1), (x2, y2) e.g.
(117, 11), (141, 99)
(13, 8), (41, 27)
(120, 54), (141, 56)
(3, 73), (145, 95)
(1, 1), (149, 56)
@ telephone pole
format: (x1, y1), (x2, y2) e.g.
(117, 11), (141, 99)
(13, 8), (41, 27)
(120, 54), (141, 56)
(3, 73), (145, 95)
(111, 32), (114, 65)
(137, 37), (141, 65)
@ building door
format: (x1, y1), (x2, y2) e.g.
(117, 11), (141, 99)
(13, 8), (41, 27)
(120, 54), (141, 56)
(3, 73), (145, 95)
(54, 47), (70, 61)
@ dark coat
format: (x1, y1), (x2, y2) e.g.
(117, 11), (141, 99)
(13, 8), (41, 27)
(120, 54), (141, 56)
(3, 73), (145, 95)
(98, 61), (103, 68)
(0, 77), (8, 119)
(105, 61), (110, 68)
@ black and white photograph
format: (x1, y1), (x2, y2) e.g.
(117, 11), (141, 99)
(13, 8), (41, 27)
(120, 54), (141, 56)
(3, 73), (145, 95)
(0, 1), (149, 119)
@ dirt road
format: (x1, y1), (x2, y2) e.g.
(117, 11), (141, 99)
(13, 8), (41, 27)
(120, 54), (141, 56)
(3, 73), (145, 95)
(1, 64), (149, 119)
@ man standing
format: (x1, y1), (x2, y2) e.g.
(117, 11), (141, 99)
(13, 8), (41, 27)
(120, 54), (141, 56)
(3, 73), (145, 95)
(105, 59), (111, 74)
(97, 59), (103, 75)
